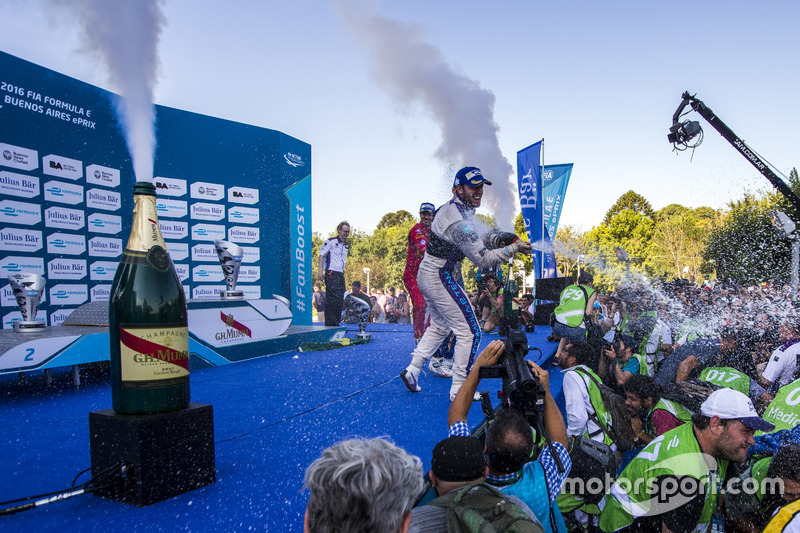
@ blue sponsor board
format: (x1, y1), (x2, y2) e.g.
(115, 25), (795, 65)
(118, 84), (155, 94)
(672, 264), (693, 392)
(0, 51), (312, 327)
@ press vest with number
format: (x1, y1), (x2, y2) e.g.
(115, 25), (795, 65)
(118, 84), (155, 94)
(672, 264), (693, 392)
(598, 423), (729, 532)
(699, 366), (751, 396)
(554, 285), (593, 328)
(759, 377), (800, 435)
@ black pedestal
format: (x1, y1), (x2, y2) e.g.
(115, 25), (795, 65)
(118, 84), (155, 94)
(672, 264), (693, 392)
(89, 403), (216, 506)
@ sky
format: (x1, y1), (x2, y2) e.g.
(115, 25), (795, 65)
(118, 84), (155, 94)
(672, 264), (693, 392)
(2, 0), (799, 238)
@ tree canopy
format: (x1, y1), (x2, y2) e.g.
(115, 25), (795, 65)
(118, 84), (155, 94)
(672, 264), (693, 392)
(602, 190), (654, 224)
(313, 169), (800, 296)
(376, 210), (415, 230)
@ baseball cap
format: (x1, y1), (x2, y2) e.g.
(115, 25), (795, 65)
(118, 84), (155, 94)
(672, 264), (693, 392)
(431, 436), (485, 482)
(700, 388), (775, 432)
(454, 166), (492, 187)
(420, 202), (435, 213)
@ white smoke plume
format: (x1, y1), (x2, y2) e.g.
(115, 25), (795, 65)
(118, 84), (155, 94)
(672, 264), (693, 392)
(337, 2), (518, 230)
(73, 0), (165, 183)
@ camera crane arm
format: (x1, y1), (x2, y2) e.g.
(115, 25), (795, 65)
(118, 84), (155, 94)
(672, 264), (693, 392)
(668, 91), (800, 213)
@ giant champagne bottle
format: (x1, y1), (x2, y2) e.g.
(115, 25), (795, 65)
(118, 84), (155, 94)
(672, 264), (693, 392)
(109, 181), (190, 414)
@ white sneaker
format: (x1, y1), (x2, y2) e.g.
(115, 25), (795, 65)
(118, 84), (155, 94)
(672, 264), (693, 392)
(400, 368), (421, 392)
(428, 357), (453, 378)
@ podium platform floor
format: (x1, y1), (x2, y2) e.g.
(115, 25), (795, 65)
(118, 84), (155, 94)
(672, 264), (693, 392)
(0, 323), (560, 532)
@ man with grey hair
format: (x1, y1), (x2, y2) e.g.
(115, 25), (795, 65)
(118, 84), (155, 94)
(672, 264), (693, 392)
(303, 437), (424, 533)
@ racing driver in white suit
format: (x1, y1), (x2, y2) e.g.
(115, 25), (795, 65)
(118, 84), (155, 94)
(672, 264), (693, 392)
(400, 166), (532, 400)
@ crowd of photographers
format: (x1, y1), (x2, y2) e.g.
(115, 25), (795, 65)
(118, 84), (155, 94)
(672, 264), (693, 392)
(550, 274), (800, 532)
(301, 273), (800, 533)
(305, 165), (800, 532)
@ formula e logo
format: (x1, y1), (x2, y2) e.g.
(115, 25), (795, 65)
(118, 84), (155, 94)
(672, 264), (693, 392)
(47, 233), (86, 255)
(284, 152), (305, 167)
(88, 213), (122, 235)
(44, 180), (83, 205)
(90, 261), (118, 281)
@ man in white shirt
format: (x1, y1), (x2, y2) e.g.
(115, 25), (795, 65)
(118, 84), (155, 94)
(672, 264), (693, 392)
(317, 221), (350, 326)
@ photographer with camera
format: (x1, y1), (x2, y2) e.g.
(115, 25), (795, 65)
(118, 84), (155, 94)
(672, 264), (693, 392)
(556, 340), (628, 529)
(601, 332), (644, 390)
(477, 275), (504, 333)
(447, 340), (571, 532)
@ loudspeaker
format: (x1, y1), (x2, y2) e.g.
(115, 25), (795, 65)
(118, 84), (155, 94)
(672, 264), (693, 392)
(89, 403), (215, 506)
(534, 277), (572, 302)
(533, 302), (558, 326)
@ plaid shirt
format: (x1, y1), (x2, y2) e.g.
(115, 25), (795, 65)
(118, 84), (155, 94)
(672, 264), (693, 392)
(448, 421), (571, 503)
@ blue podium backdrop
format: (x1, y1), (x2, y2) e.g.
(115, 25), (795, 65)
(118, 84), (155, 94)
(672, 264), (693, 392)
(0, 51), (312, 328)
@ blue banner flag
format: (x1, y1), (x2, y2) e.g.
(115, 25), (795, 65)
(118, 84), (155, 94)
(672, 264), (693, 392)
(516, 141), (542, 278)
(541, 164), (573, 278)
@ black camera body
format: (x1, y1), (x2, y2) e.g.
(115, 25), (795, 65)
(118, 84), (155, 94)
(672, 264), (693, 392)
(479, 265), (546, 423)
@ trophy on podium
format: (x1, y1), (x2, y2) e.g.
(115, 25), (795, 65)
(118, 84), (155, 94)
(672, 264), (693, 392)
(8, 273), (47, 331)
(214, 240), (244, 300)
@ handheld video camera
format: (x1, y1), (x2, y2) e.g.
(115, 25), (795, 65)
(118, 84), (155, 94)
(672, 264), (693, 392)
(478, 240), (546, 423)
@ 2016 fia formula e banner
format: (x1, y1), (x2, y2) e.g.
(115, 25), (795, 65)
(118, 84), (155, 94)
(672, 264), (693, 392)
(0, 51), (313, 328)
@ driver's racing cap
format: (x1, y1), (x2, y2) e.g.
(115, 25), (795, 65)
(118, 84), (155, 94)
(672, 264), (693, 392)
(454, 166), (492, 187)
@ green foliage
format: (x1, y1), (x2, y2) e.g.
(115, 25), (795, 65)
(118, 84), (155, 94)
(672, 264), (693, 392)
(586, 208), (655, 290)
(312, 169), (800, 297)
(704, 193), (792, 285)
(311, 217), (417, 293)
(602, 190), (654, 224)
(514, 212), (533, 277)
(376, 210), (415, 230)
(553, 225), (587, 280)
(646, 206), (721, 282)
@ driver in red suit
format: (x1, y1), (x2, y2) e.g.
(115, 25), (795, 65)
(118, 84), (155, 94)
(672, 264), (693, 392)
(404, 202), (435, 343)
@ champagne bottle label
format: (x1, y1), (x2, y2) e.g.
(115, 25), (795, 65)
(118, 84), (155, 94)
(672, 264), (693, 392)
(119, 325), (189, 385)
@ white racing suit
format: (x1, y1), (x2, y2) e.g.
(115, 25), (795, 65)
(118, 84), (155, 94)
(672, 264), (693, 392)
(407, 195), (522, 397)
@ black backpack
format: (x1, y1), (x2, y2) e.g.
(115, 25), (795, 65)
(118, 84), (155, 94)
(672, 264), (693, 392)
(428, 482), (544, 533)
(573, 368), (637, 451)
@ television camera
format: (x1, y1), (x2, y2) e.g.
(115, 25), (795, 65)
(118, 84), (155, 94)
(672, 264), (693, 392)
(478, 231), (564, 472)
